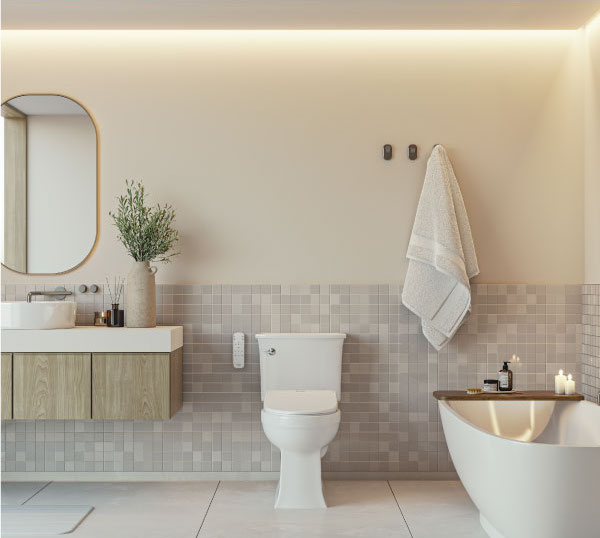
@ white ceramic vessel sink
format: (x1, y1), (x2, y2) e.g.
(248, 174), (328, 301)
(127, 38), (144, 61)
(1, 301), (77, 330)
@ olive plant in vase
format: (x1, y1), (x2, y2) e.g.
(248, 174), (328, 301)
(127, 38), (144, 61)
(110, 180), (179, 328)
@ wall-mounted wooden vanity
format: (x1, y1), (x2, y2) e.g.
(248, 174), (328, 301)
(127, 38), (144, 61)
(1, 326), (183, 420)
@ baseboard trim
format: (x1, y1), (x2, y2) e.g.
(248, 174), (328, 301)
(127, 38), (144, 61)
(324, 472), (459, 481)
(1, 471), (458, 482)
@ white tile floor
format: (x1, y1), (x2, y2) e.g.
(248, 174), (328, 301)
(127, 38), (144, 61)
(1, 480), (488, 538)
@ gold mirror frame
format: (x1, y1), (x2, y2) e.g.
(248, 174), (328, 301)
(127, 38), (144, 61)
(1, 93), (100, 275)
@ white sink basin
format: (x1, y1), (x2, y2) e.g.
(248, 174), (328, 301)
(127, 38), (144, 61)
(1, 301), (77, 329)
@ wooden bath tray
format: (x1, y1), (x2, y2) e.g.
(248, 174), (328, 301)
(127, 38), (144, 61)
(433, 390), (584, 401)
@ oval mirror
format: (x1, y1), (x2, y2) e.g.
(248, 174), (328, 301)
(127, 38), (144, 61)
(2, 94), (97, 274)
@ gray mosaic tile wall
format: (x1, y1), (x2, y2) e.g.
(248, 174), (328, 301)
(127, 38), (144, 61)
(582, 284), (600, 401)
(1, 283), (581, 474)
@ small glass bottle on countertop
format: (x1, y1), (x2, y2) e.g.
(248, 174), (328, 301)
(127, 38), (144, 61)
(94, 311), (108, 326)
(498, 361), (513, 391)
(108, 304), (124, 327)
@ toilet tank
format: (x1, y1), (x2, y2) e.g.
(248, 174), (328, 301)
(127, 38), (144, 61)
(256, 333), (346, 401)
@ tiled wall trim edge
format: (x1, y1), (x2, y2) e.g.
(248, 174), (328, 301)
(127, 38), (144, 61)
(582, 284), (600, 401)
(1, 471), (459, 482)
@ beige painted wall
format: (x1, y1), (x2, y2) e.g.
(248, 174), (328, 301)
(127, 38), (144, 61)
(1, 30), (584, 284)
(585, 13), (600, 283)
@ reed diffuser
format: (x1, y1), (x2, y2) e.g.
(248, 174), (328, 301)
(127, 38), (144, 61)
(106, 277), (125, 327)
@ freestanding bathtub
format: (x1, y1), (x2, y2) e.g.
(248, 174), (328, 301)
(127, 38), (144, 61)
(439, 399), (600, 538)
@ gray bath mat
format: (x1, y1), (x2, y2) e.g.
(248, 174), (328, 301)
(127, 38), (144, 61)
(1, 505), (94, 535)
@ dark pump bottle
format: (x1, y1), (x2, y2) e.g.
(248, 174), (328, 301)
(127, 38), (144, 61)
(498, 361), (513, 391)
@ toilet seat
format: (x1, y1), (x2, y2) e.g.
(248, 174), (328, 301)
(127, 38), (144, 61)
(264, 390), (338, 416)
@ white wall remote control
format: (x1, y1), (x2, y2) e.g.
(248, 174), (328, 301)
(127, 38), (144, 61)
(233, 332), (245, 368)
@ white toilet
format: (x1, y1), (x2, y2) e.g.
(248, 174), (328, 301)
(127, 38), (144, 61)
(256, 333), (346, 509)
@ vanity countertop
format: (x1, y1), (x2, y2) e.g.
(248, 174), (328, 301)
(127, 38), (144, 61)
(1, 326), (183, 353)
(433, 390), (584, 401)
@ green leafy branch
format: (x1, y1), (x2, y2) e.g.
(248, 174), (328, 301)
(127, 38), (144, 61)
(109, 180), (180, 263)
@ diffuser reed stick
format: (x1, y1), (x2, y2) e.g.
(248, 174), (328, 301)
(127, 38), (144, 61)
(106, 276), (124, 306)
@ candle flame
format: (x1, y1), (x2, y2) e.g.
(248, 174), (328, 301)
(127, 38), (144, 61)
(568, 373), (572, 381)
(559, 369), (563, 375)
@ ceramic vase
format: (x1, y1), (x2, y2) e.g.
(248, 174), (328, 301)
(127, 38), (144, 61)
(126, 261), (157, 328)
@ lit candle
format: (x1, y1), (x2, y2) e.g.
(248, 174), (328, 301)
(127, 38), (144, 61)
(565, 373), (575, 395)
(554, 370), (566, 394)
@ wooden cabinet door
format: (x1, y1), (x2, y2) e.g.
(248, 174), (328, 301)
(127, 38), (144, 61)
(1, 353), (12, 419)
(92, 353), (170, 420)
(13, 353), (91, 419)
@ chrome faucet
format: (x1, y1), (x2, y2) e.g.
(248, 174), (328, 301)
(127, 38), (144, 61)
(26, 288), (72, 303)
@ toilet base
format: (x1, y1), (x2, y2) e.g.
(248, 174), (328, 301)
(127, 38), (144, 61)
(261, 409), (340, 510)
(274, 450), (326, 509)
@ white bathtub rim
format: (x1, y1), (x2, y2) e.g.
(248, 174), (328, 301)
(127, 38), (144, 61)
(480, 514), (505, 538)
(438, 400), (599, 448)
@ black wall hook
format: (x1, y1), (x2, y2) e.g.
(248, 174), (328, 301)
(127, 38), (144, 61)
(383, 144), (393, 160)
(408, 144), (418, 160)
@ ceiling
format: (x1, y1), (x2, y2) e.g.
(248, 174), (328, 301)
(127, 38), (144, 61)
(2, 0), (600, 30)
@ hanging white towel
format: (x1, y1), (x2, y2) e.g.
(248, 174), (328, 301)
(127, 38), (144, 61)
(401, 145), (479, 350)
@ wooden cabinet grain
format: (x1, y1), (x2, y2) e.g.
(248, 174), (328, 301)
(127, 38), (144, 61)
(1, 353), (12, 419)
(13, 353), (91, 419)
(5, 348), (182, 420)
(92, 349), (182, 420)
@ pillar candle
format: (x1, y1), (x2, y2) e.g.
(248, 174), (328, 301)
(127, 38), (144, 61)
(554, 370), (566, 395)
(565, 373), (575, 395)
